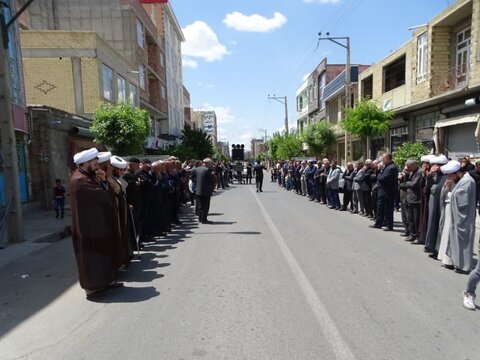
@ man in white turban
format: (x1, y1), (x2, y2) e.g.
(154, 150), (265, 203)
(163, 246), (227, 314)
(70, 148), (123, 300)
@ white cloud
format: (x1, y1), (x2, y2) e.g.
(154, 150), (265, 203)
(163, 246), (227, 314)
(182, 57), (198, 68)
(223, 11), (287, 32)
(198, 82), (215, 89)
(303, 0), (341, 3)
(182, 21), (230, 62)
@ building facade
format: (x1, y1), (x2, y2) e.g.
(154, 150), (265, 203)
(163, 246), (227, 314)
(23, 0), (171, 149)
(358, 0), (480, 159)
(0, 0), (29, 206)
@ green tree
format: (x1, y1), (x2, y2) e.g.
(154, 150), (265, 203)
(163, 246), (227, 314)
(270, 133), (302, 160)
(268, 134), (281, 161)
(341, 99), (394, 158)
(172, 126), (214, 161)
(301, 121), (336, 158)
(393, 142), (429, 169)
(91, 102), (150, 155)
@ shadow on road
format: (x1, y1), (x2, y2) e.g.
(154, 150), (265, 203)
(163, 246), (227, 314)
(0, 202), (200, 337)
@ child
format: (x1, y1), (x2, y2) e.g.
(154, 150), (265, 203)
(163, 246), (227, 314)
(53, 179), (65, 218)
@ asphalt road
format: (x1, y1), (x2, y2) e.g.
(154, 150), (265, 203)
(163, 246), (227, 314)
(1, 179), (479, 360)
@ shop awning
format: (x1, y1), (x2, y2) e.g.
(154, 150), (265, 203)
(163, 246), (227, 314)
(434, 114), (479, 128)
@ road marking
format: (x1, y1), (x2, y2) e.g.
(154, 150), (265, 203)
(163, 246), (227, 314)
(251, 187), (356, 360)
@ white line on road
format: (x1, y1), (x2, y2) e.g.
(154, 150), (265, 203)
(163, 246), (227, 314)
(251, 187), (356, 360)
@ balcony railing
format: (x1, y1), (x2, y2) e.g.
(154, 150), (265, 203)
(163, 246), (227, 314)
(430, 64), (470, 96)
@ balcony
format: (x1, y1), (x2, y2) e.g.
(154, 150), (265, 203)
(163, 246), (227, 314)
(430, 65), (469, 97)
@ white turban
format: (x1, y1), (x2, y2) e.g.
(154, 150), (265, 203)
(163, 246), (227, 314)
(420, 154), (436, 163)
(430, 154), (448, 165)
(73, 148), (98, 165)
(441, 160), (461, 174)
(110, 155), (128, 169)
(97, 151), (112, 164)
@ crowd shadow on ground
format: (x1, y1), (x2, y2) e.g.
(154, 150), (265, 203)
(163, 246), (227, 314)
(102, 205), (202, 303)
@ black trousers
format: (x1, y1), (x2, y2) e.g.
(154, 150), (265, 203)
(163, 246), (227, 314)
(195, 195), (211, 222)
(406, 203), (421, 237)
(363, 190), (372, 216)
(375, 194), (394, 229)
(342, 190), (352, 210)
(256, 176), (264, 191)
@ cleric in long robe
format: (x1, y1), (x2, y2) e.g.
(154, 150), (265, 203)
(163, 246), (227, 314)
(70, 148), (121, 300)
(442, 160), (477, 273)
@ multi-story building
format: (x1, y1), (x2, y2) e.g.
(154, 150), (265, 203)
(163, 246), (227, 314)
(216, 141), (230, 158)
(156, 2), (185, 138)
(307, 59), (346, 124)
(192, 110), (217, 147)
(183, 86), (192, 129)
(23, 0), (170, 149)
(358, 0), (480, 159)
(323, 65), (370, 162)
(251, 138), (267, 159)
(296, 79), (308, 132)
(1, 0), (29, 206)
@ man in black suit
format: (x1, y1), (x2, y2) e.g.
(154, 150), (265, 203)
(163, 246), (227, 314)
(254, 162), (266, 192)
(191, 158), (215, 224)
(370, 153), (399, 231)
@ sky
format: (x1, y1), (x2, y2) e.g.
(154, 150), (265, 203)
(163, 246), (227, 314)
(170, 0), (454, 150)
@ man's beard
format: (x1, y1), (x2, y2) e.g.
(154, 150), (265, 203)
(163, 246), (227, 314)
(86, 163), (96, 176)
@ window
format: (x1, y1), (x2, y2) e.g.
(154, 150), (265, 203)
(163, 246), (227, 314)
(139, 64), (146, 90)
(136, 19), (144, 48)
(129, 83), (138, 106)
(102, 64), (114, 101)
(417, 32), (428, 82)
(362, 75), (373, 99)
(415, 111), (440, 129)
(161, 85), (166, 99)
(117, 76), (126, 102)
(456, 27), (471, 86)
(318, 73), (326, 109)
(383, 55), (406, 92)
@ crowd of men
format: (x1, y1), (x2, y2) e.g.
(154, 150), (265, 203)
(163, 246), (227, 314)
(69, 149), (218, 300)
(273, 154), (480, 310)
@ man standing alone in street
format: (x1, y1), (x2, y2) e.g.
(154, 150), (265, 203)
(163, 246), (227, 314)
(192, 158), (215, 224)
(254, 162), (266, 192)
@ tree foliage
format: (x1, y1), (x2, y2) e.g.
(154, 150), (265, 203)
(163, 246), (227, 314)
(301, 121), (336, 158)
(91, 102), (150, 155)
(268, 132), (302, 160)
(172, 126), (214, 161)
(341, 99), (394, 139)
(393, 142), (429, 169)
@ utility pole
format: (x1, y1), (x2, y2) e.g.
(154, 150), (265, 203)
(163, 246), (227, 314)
(267, 95), (289, 135)
(0, 0), (35, 243)
(318, 32), (351, 164)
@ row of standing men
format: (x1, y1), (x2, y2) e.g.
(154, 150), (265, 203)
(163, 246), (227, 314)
(70, 149), (201, 300)
(272, 154), (480, 310)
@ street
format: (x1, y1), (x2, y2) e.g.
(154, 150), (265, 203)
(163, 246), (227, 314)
(1, 180), (479, 360)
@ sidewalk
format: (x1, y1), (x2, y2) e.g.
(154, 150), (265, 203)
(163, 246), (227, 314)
(0, 209), (71, 270)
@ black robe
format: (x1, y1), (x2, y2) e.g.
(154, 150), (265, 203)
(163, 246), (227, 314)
(70, 169), (116, 291)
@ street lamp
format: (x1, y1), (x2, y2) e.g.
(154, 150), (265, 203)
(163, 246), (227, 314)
(318, 32), (351, 164)
(267, 95), (289, 135)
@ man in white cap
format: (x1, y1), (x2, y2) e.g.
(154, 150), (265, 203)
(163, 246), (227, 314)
(441, 160), (476, 273)
(96, 151), (112, 190)
(424, 155), (448, 255)
(109, 155), (134, 268)
(70, 147), (122, 300)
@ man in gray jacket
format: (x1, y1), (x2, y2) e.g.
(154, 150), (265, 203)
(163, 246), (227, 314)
(399, 160), (422, 243)
(327, 160), (342, 210)
(191, 158), (215, 224)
